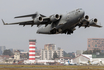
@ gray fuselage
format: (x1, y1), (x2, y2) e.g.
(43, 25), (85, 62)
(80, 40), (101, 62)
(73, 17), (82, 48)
(37, 9), (85, 34)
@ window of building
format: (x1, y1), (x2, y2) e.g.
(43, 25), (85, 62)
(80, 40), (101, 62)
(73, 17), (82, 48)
(88, 45), (90, 47)
(95, 45), (97, 47)
(95, 40), (97, 42)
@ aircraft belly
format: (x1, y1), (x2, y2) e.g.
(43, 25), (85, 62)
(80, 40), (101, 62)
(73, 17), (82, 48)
(62, 18), (78, 30)
(37, 24), (52, 34)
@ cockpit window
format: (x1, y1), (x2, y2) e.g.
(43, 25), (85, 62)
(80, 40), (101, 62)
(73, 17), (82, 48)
(76, 9), (79, 11)
(76, 9), (80, 12)
(76, 8), (82, 11)
(79, 8), (82, 10)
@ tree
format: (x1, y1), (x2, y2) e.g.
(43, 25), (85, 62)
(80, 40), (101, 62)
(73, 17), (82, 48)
(27, 53), (29, 59)
(3, 50), (13, 56)
(63, 51), (70, 57)
(83, 50), (93, 54)
(63, 51), (75, 58)
(83, 48), (101, 54)
(53, 51), (58, 60)
(93, 48), (101, 54)
(68, 52), (75, 58)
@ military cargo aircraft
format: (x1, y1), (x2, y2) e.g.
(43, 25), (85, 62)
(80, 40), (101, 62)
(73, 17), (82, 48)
(2, 8), (102, 35)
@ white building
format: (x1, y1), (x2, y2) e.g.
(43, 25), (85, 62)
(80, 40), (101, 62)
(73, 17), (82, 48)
(0, 46), (6, 55)
(14, 50), (20, 60)
(72, 54), (104, 65)
(41, 49), (63, 60)
(72, 54), (92, 64)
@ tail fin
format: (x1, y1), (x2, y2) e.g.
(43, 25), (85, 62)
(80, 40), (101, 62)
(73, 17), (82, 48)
(1, 19), (7, 25)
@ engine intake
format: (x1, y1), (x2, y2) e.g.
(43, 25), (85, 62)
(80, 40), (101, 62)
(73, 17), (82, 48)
(94, 18), (97, 23)
(85, 15), (89, 19)
(50, 14), (60, 22)
(34, 17), (43, 23)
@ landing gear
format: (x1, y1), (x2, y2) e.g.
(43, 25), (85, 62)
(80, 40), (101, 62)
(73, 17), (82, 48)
(67, 30), (73, 35)
(50, 28), (57, 34)
(85, 22), (89, 28)
(50, 28), (62, 34)
(63, 30), (73, 35)
(78, 23), (83, 28)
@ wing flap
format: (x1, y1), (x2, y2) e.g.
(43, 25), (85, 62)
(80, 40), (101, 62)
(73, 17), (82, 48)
(90, 24), (102, 28)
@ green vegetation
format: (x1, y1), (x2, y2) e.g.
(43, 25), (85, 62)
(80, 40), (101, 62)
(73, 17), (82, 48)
(53, 51), (58, 59)
(63, 51), (75, 58)
(83, 48), (101, 54)
(3, 50), (14, 56)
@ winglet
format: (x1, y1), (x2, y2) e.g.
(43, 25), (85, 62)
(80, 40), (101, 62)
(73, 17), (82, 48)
(1, 19), (7, 25)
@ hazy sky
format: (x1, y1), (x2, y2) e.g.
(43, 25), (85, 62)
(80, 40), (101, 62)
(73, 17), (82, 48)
(0, 0), (104, 52)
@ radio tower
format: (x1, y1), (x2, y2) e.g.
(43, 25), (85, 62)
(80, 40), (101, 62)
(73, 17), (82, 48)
(29, 39), (36, 63)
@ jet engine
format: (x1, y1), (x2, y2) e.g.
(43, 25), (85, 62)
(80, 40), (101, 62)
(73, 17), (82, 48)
(78, 15), (89, 28)
(94, 18), (97, 23)
(85, 15), (89, 19)
(34, 17), (43, 23)
(89, 18), (98, 24)
(50, 14), (60, 22)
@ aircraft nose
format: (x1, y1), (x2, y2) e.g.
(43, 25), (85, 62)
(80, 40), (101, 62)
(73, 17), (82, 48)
(80, 9), (85, 16)
(77, 8), (85, 16)
(82, 10), (85, 15)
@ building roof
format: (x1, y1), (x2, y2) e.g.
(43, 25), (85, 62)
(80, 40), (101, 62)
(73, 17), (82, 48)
(14, 50), (20, 52)
(0, 55), (11, 59)
(73, 54), (92, 60)
(59, 57), (72, 59)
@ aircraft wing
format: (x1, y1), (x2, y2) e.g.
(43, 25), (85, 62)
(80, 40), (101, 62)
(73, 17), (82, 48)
(2, 19), (34, 25)
(2, 17), (51, 26)
(2, 12), (53, 27)
(14, 13), (46, 18)
(78, 17), (102, 28)
(89, 23), (102, 28)
(2, 12), (61, 27)
(81, 23), (102, 28)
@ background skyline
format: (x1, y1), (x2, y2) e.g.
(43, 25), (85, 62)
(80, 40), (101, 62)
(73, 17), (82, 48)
(0, 0), (104, 52)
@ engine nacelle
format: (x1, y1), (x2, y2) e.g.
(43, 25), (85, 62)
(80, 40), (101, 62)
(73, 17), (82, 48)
(89, 18), (98, 24)
(34, 17), (43, 23)
(94, 18), (97, 23)
(50, 14), (60, 22)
